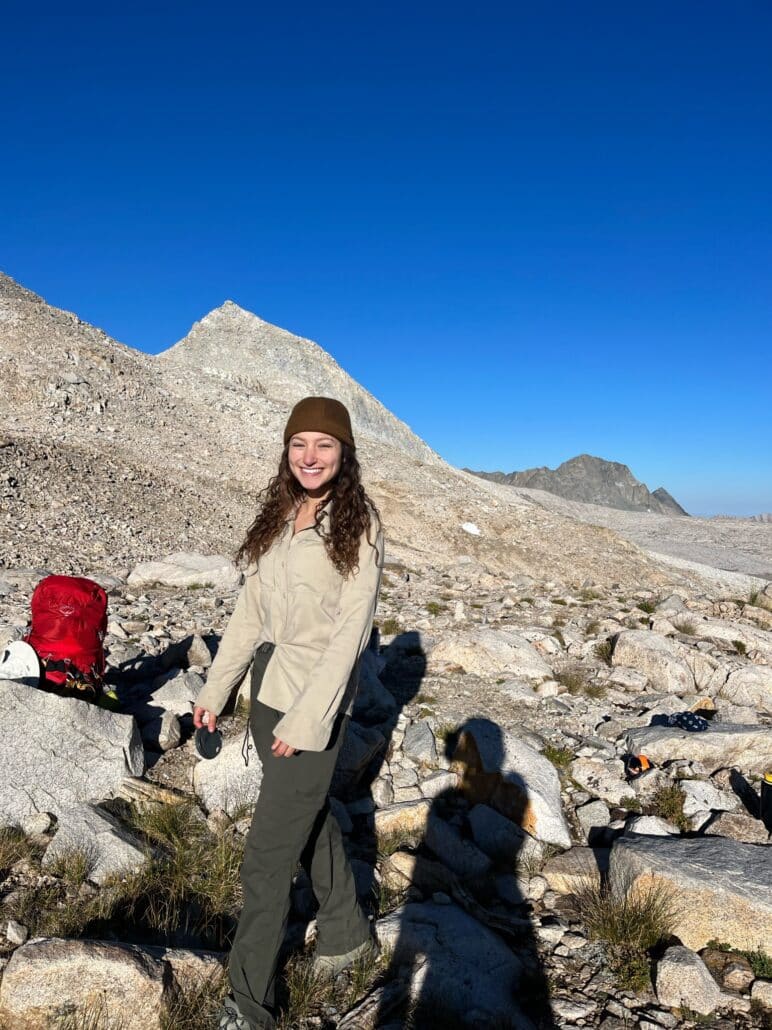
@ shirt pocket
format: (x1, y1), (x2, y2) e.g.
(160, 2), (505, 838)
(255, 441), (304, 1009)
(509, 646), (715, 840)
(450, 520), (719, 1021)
(287, 535), (343, 623)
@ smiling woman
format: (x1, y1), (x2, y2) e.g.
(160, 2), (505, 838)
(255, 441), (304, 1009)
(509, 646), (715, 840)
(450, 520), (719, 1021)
(193, 396), (384, 1030)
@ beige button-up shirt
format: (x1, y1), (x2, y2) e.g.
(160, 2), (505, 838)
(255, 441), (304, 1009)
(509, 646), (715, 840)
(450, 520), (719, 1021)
(195, 503), (384, 751)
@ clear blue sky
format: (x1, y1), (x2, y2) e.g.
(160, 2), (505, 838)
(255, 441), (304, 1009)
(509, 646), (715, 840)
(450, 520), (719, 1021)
(2, 2), (771, 516)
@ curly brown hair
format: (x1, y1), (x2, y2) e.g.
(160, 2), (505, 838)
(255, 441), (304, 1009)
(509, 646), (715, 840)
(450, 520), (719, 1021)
(235, 442), (381, 578)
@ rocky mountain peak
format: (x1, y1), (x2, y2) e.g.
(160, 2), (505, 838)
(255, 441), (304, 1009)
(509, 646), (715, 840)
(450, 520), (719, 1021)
(158, 302), (441, 464)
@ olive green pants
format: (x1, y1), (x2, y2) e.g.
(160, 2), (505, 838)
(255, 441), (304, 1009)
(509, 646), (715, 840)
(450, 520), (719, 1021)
(229, 644), (370, 1029)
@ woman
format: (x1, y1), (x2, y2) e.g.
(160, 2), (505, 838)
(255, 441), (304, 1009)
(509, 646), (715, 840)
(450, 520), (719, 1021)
(193, 396), (384, 1030)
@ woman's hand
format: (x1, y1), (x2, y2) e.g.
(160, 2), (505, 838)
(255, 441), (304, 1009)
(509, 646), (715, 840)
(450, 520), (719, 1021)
(193, 706), (217, 733)
(271, 737), (296, 758)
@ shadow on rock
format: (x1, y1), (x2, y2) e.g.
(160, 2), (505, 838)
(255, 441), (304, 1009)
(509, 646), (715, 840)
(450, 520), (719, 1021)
(372, 718), (556, 1030)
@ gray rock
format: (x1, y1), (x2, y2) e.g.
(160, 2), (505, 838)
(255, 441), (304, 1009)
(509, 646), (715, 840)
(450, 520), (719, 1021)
(751, 979), (772, 1010)
(42, 803), (149, 886)
(0, 681), (143, 825)
(21, 812), (52, 836)
(430, 627), (552, 682)
(5, 920), (28, 946)
(375, 901), (526, 1025)
(611, 834), (772, 951)
(139, 709), (182, 752)
(0, 938), (173, 1029)
(424, 813), (491, 880)
(127, 552), (240, 590)
(624, 723), (772, 774)
(612, 630), (695, 694)
(542, 847), (609, 894)
(468, 803), (543, 867)
(570, 757), (629, 806)
(403, 720), (437, 763)
(193, 734), (262, 816)
(352, 650), (397, 724)
(184, 633), (212, 668)
(718, 664), (772, 715)
(371, 774), (394, 808)
(680, 779), (738, 818)
(656, 946), (721, 1016)
(332, 721), (385, 794)
(704, 810), (770, 844)
(576, 799), (611, 842)
(420, 770), (459, 799)
(623, 815), (679, 836)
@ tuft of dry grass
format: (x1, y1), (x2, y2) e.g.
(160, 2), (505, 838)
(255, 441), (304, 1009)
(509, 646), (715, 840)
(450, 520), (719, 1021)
(554, 668), (606, 700)
(277, 953), (334, 1028)
(160, 967), (229, 1030)
(0, 825), (44, 876)
(575, 870), (680, 992)
(376, 827), (419, 861)
(594, 639), (615, 665)
(111, 800), (244, 946)
(673, 618), (697, 635)
(46, 844), (97, 887)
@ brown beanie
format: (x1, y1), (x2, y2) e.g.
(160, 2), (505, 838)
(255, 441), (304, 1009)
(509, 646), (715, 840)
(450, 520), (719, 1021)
(283, 396), (355, 448)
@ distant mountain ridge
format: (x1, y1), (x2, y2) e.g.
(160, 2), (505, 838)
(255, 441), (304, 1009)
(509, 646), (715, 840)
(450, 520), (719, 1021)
(468, 454), (689, 516)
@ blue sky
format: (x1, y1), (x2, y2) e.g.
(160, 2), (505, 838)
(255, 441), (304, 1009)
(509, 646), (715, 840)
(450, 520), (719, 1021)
(2, 2), (771, 516)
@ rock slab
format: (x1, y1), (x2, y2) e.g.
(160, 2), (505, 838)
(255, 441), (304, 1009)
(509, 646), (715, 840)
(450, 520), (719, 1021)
(42, 803), (149, 885)
(0, 681), (144, 825)
(127, 551), (240, 590)
(624, 723), (772, 775)
(375, 901), (526, 1024)
(611, 834), (772, 951)
(0, 938), (172, 1029)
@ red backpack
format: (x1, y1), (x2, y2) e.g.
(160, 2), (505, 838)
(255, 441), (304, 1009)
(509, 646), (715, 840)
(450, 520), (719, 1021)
(25, 575), (108, 701)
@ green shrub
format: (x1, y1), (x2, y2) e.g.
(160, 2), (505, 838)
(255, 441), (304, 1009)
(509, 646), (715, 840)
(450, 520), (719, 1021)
(543, 744), (573, 769)
(636, 599), (657, 614)
(733, 639), (747, 655)
(380, 617), (400, 635)
(594, 639), (614, 665)
(425, 601), (446, 616)
(650, 784), (688, 832)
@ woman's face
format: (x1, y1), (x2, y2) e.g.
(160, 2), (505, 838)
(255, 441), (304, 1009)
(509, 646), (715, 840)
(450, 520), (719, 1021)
(288, 432), (343, 498)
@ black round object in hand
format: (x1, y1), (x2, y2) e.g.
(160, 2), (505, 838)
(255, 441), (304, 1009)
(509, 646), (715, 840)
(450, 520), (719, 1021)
(195, 726), (223, 760)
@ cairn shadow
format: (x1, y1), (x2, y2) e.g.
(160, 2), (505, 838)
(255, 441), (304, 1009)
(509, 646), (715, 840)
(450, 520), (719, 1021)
(374, 718), (556, 1030)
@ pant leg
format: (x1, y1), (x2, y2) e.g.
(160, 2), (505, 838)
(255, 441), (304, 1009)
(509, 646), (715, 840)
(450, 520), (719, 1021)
(301, 794), (371, 955)
(228, 690), (356, 1027)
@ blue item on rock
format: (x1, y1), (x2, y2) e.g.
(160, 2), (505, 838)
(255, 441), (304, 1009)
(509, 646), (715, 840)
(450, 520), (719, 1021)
(667, 711), (709, 732)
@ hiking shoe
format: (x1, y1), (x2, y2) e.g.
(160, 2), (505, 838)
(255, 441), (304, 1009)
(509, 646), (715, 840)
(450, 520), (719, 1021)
(313, 937), (379, 980)
(218, 996), (255, 1030)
